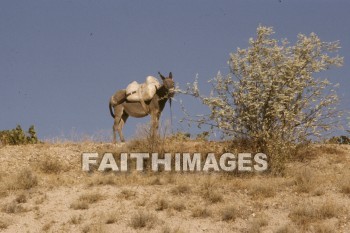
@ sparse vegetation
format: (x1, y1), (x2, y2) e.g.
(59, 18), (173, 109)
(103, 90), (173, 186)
(191, 207), (211, 218)
(0, 140), (349, 232)
(182, 25), (343, 174)
(130, 211), (157, 229)
(221, 206), (238, 221)
(171, 184), (191, 195)
(0, 125), (39, 145)
(289, 201), (339, 228)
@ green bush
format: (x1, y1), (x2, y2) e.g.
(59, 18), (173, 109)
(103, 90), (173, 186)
(0, 125), (39, 145)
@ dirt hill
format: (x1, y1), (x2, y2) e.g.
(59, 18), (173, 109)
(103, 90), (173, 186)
(0, 141), (349, 233)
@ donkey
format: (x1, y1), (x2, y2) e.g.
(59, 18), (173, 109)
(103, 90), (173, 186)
(109, 72), (175, 143)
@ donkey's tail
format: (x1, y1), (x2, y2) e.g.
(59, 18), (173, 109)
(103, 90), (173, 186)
(109, 97), (115, 118)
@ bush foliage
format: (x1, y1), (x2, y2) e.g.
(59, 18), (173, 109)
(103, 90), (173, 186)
(0, 125), (39, 145)
(182, 25), (343, 174)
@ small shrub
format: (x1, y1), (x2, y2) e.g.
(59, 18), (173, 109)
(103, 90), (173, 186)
(15, 193), (27, 203)
(274, 224), (296, 233)
(0, 125), (39, 145)
(156, 198), (169, 211)
(39, 157), (62, 174)
(70, 200), (89, 210)
(171, 201), (186, 212)
(171, 184), (191, 195)
(78, 192), (103, 204)
(105, 212), (118, 224)
(191, 207), (211, 218)
(130, 211), (156, 229)
(0, 219), (10, 230)
(294, 169), (315, 193)
(247, 215), (268, 233)
(5, 169), (38, 190)
(221, 206), (237, 221)
(248, 181), (276, 198)
(119, 189), (136, 200)
(2, 201), (24, 213)
(69, 215), (83, 225)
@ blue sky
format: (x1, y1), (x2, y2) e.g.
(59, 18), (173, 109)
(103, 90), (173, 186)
(1, 0), (349, 141)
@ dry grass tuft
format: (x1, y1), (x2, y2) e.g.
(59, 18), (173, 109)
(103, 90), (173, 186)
(246, 214), (268, 233)
(119, 189), (136, 200)
(88, 175), (117, 186)
(294, 169), (316, 193)
(0, 219), (10, 230)
(248, 180), (276, 198)
(1, 201), (25, 213)
(70, 200), (89, 210)
(289, 201), (338, 228)
(69, 215), (83, 225)
(82, 222), (106, 233)
(104, 211), (118, 224)
(171, 184), (191, 195)
(162, 226), (185, 233)
(312, 222), (334, 233)
(221, 206), (238, 222)
(191, 207), (211, 218)
(4, 169), (38, 190)
(339, 177), (350, 195)
(78, 192), (103, 204)
(42, 220), (55, 232)
(171, 201), (186, 212)
(39, 157), (63, 174)
(274, 224), (297, 233)
(15, 193), (27, 203)
(130, 211), (157, 229)
(155, 198), (169, 211)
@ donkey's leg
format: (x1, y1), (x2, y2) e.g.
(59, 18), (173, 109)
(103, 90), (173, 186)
(113, 105), (124, 143)
(150, 111), (161, 140)
(118, 113), (129, 142)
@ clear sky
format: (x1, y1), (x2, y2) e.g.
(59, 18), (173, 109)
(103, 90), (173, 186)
(1, 0), (349, 141)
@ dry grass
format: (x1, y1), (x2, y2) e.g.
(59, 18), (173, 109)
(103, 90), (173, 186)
(39, 156), (63, 174)
(82, 222), (106, 233)
(88, 174), (117, 186)
(289, 201), (338, 228)
(130, 210), (157, 229)
(248, 180), (276, 198)
(4, 169), (38, 190)
(339, 177), (350, 195)
(171, 184), (191, 195)
(1, 201), (25, 213)
(15, 193), (27, 203)
(119, 189), (136, 200)
(104, 211), (118, 224)
(171, 201), (186, 212)
(155, 198), (169, 211)
(191, 207), (211, 218)
(0, 219), (10, 230)
(246, 214), (268, 233)
(294, 169), (316, 193)
(70, 200), (89, 210)
(221, 206), (238, 222)
(69, 215), (83, 225)
(200, 179), (223, 203)
(274, 224), (297, 233)
(78, 192), (103, 204)
(42, 220), (55, 232)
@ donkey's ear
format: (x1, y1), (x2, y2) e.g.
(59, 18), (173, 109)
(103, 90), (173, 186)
(158, 72), (165, 80)
(169, 72), (172, 79)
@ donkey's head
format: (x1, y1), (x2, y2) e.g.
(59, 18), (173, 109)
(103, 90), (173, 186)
(158, 72), (175, 97)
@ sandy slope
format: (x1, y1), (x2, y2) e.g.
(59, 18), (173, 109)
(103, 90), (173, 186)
(0, 142), (350, 233)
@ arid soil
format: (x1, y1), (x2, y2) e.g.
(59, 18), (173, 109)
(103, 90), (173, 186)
(0, 141), (349, 233)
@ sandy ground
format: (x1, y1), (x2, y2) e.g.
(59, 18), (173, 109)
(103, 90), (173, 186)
(0, 142), (350, 233)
